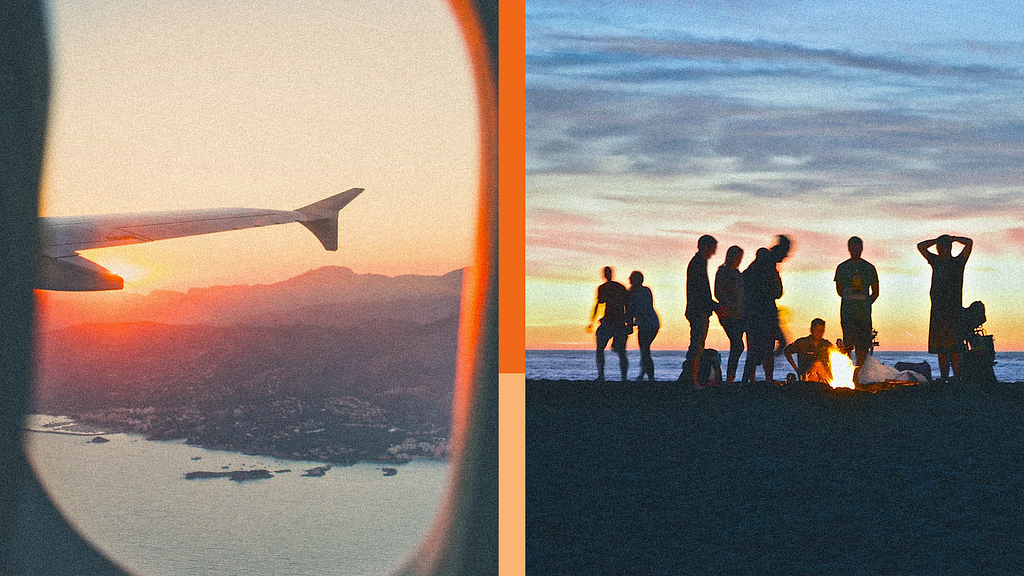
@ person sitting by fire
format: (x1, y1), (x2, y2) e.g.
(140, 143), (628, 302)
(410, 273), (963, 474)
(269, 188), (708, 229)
(784, 318), (833, 382)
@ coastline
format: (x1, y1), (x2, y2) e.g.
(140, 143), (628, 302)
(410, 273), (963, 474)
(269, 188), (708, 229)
(24, 413), (449, 466)
(22, 415), (109, 436)
(23, 428), (115, 437)
(526, 349), (1024, 383)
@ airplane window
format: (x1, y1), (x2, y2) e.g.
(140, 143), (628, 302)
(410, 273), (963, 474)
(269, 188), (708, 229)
(25, 1), (482, 575)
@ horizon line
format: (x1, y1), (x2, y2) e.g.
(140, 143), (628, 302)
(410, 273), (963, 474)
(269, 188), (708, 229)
(525, 348), (1024, 354)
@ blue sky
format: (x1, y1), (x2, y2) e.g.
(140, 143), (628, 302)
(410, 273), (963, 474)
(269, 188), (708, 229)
(526, 0), (1024, 350)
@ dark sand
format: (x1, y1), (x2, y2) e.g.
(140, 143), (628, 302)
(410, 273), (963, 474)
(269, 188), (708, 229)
(527, 379), (1024, 575)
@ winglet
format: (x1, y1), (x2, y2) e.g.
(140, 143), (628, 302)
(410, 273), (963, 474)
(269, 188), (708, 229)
(295, 187), (363, 251)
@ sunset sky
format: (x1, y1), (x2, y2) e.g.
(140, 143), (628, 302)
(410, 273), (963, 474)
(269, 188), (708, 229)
(527, 0), (1024, 351)
(40, 0), (479, 295)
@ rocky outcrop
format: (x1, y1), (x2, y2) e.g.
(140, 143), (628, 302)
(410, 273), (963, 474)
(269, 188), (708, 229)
(302, 465), (331, 477)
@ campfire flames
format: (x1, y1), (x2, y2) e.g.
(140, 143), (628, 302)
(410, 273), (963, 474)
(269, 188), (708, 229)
(827, 347), (856, 389)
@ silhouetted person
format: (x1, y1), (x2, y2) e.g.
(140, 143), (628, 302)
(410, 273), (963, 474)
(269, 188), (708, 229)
(588, 266), (629, 381)
(741, 236), (790, 383)
(785, 318), (833, 383)
(769, 235), (792, 355)
(627, 271), (660, 381)
(684, 235), (720, 386)
(835, 236), (878, 377)
(714, 245), (745, 384)
(918, 234), (973, 382)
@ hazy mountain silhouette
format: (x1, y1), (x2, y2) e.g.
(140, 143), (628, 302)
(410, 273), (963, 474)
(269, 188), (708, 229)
(32, 267), (463, 425)
(36, 266), (463, 331)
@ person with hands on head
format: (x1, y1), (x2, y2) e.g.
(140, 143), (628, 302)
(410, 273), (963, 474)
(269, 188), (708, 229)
(918, 234), (973, 383)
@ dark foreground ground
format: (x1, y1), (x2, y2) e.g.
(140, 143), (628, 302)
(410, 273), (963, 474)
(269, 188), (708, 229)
(527, 379), (1024, 575)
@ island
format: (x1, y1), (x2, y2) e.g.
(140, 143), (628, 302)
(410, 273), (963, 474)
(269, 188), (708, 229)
(302, 466), (331, 477)
(184, 469), (273, 481)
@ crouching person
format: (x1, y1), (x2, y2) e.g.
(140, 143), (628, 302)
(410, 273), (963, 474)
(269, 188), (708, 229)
(784, 318), (833, 383)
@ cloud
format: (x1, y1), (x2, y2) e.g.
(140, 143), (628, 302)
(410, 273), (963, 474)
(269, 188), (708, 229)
(527, 87), (745, 177)
(1007, 228), (1024, 244)
(876, 193), (1024, 221)
(527, 24), (1024, 276)
(527, 207), (604, 229)
(714, 179), (831, 198)
(714, 222), (888, 272)
(527, 225), (688, 262)
(999, 228), (1024, 254)
(528, 80), (1024, 199)
(533, 33), (1022, 82)
(527, 28), (1024, 187)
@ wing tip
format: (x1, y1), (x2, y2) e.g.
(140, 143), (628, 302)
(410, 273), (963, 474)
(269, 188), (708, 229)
(295, 188), (363, 251)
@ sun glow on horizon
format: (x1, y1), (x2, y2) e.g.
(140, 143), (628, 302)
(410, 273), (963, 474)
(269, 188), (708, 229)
(88, 255), (150, 285)
(527, 0), (1024, 353)
(41, 0), (478, 293)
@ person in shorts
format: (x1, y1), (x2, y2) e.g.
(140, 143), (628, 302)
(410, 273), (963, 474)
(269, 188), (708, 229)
(834, 236), (878, 378)
(589, 266), (630, 381)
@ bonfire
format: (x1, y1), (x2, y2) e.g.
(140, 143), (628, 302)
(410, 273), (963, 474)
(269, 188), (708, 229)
(827, 347), (856, 389)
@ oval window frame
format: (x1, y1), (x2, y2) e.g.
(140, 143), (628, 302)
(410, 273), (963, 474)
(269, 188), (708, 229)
(0, 0), (498, 574)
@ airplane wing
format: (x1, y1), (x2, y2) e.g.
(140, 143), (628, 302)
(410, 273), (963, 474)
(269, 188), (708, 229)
(37, 187), (363, 291)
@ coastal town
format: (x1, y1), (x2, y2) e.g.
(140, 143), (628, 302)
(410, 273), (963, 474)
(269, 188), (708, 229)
(31, 268), (462, 467)
(59, 393), (451, 465)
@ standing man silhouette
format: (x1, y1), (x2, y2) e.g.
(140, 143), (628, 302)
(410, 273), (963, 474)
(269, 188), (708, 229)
(589, 266), (630, 381)
(834, 236), (878, 377)
(684, 235), (720, 386)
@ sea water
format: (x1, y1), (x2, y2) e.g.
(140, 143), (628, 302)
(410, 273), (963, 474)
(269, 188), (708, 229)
(526, 350), (1024, 382)
(23, 415), (448, 576)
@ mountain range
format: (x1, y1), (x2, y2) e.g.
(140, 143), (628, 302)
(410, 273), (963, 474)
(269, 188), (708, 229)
(36, 266), (463, 331)
(33, 267), (463, 427)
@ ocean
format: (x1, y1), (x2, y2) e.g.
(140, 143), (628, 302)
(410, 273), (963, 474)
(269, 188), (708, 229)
(526, 349), (1024, 382)
(23, 415), (448, 576)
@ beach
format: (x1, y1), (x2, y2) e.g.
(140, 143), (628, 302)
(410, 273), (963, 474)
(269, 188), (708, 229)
(527, 378), (1024, 575)
(526, 350), (1024, 383)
